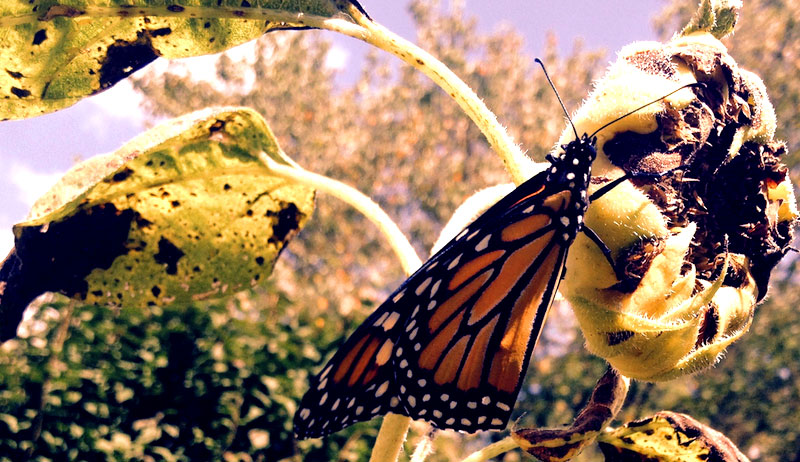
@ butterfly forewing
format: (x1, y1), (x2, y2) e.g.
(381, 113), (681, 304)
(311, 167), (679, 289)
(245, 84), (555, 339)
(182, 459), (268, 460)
(394, 191), (571, 431)
(295, 134), (596, 439)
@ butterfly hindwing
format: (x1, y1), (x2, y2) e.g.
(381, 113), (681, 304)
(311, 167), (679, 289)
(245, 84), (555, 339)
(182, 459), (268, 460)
(293, 291), (409, 438)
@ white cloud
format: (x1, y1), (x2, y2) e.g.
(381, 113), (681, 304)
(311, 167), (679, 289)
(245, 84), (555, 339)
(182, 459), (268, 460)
(9, 161), (64, 209)
(86, 78), (147, 122)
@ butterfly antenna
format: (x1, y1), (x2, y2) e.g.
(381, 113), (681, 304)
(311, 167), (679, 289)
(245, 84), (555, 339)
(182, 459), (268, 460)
(589, 82), (706, 138)
(535, 58), (579, 139)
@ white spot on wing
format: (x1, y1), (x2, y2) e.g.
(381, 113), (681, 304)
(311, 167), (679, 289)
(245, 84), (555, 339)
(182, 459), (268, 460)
(415, 277), (432, 295)
(408, 396), (417, 407)
(491, 418), (503, 426)
(382, 312), (401, 330)
(373, 312), (389, 326)
(446, 417), (455, 425)
(496, 402), (510, 411)
(447, 254), (462, 270)
(430, 280), (441, 296)
(300, 408), (310, 420)
(375, 381), (389, 397)
(474, 234), (492, 252)
(392, 290), (405, 303)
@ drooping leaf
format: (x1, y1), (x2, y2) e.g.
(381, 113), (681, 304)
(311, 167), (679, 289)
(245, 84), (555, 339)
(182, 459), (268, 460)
(598, 411), (750, 462)
(0, 0), (366, 119)
(0, 107), (315, 341)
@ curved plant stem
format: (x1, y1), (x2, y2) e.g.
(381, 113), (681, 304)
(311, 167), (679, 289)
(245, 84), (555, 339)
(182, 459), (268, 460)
(259, 153), (422, 277)
(370, 413), (412, 462)
(327, 4), (528, 186)
(260, 153), (420, 460)
(459, 436), (519, 462)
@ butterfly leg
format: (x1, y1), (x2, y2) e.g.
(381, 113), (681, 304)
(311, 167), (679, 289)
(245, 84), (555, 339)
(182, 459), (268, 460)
(585, 167), (685, 281)
(581, 226), (623, 280)
(589, 167), (685, 202)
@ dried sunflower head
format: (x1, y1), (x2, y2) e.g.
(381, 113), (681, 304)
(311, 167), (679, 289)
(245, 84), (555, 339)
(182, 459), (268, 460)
(558, 23), (797, 380)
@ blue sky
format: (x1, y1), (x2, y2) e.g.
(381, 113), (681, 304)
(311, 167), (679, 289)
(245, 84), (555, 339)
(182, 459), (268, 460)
(0, 0), (661, 255)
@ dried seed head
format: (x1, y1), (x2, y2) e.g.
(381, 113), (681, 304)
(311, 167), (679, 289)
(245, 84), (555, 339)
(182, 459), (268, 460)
(559, 29), (797, 380)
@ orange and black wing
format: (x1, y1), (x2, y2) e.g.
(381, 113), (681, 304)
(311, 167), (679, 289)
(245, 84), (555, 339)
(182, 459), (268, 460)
(294, 169), (575, 438)
(393, 186), (572, 431)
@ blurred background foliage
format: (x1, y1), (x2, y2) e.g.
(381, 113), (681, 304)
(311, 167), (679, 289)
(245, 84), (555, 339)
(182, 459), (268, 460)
(1, 0), (798, 461)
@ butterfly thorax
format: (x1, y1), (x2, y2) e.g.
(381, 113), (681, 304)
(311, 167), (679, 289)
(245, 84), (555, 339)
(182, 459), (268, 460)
(542, 133), (597, 243)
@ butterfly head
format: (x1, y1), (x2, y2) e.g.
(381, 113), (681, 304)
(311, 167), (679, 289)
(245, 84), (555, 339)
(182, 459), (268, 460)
(545, 133), (597, 193)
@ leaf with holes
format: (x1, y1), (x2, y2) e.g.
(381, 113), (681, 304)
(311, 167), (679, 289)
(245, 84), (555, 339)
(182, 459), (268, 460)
(0, 107), (315, 341)
(0, 0), (366, 119)
(597, 411), (750, 462)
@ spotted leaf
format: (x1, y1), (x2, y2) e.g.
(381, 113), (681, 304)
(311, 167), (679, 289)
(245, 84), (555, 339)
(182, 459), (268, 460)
(0, 107), (315, 341)
(597, 411), (750, 462)
(0, 0), (366, 119)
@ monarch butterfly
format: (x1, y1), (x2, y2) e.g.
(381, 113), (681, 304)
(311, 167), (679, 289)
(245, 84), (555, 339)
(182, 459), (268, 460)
(293, 66), (700, 438)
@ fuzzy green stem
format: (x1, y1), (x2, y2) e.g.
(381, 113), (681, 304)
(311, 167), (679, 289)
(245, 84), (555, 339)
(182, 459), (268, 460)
(370, 413), (412, 462)
(260, 153), (421, 461)
(459, 436), (519, 462)
(330, 4), (528, 185)
(259, 153), (422, 276)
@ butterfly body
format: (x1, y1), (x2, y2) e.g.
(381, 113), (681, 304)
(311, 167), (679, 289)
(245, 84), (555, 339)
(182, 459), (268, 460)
(294, 134), (598, 438)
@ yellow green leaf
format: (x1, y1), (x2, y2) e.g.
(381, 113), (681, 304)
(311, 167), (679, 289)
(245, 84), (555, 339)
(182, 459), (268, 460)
(598, 411), (750, 462)
(0, 107), (315, 341)
(0, 0), (359, 119)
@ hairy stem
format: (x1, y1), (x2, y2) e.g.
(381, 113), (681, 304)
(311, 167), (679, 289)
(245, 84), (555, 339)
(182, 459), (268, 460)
(370, 413), (412, 462)
(459, 436), (519, 462)
(259, 153), (422, 276)
(331, 4), (528, 185)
